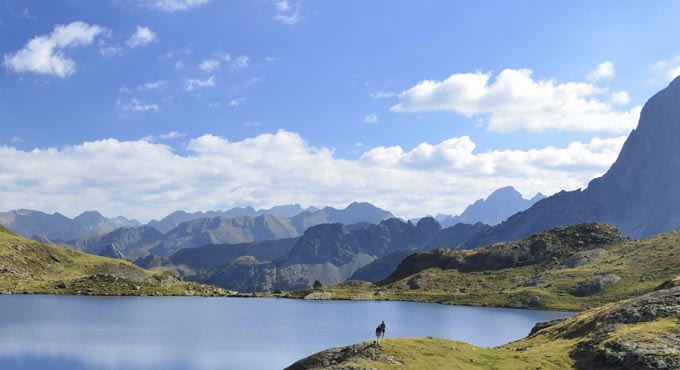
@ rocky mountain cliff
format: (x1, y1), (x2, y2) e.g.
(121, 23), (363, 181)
(68, 225), (165, 259)
(463, 77), (680, 247)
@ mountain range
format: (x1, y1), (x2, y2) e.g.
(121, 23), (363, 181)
(0, 209), (139, 241)
(60, 202), (394, 259)
(146, 204), (320, 233)
(148, 217), (489, 292)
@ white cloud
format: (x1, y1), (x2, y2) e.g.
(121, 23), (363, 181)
(229, 98), (245, 107)
(274, 0), (303, 25)
(99, 44), (122, 57)
(610, 91), (630, 105)
(9, 136), (23, 144)
(198, 59), (219, 72)
(160, 131), (185, 139)
(0, 131), (627, 221)
(369, 90), (398, 99)
(3, 21), (105, 78)
(120, 98), (160, 112)
(392, 68), (641, 133)
(195, 54), (246, 72)
(587, 61), (615, 81)
(143, 0), (210, 12)
(126, 26), (157, 48)
(161, 47), (192, 59)
(142, 131), (186, 142)
(184, 76), (215, 91)
(231, 55), (249, 69)
(363, 113), (379, 123)
(175, 60), (184, 69)
(652, 55), (680, 82)
(138, 80), (167, 91)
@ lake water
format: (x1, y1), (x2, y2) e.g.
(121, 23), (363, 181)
(0, 295), (570, 370)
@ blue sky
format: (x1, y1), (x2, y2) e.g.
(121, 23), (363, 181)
(2, 0), (680, 221)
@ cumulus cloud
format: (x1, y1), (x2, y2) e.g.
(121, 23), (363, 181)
(184, 76), (215, 91)
(587, 61), (615, 81)
(392, 68), (641, 133)
(3, 21), (104, 77)
(0, 130), (627, 221)
(652, 55), (680, 82)
(363, 113), (379, 123)
(119, 98), (160, 112)
(610, 91), (630, 105)
(143, 0), (210, 12)
(274, 0), (303, 25)
(126, 26), (157, 48)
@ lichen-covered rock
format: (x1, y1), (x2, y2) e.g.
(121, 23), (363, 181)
(304, 291), (332, 300)
(572, 274), (621, 296)
(561, 248), (605, 268)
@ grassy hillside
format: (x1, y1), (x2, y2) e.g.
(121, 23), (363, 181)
(279, 223), (680, 311)
(0, 225), (227, 296)
(286, 283), (680, 370)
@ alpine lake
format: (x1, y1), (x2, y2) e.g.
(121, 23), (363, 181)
(0, 295), (571, 370)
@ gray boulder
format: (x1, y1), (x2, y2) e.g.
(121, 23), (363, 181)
(562, 248), (605, 268)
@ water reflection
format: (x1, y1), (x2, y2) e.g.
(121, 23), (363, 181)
(0, 295), (571, 370)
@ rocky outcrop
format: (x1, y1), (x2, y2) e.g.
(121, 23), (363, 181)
(284, 341), (399, 370)
(567, 286), (680, 370)
(561, 248), (605, 268)
(98, 245), (125, 259)
(572, 273), (622, 296)
(383, 223), (623, 283)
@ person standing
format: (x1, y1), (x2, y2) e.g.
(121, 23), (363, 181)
(379, 321), (386, 339)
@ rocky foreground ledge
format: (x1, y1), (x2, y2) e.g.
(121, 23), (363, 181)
(285, 284), (680, 370)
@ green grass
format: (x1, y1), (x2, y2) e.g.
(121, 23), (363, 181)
(0, 225), (227, 296)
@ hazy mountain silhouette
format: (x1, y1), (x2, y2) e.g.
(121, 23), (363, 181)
(0, 209), (139, 241)
(427, 187), (544, 227)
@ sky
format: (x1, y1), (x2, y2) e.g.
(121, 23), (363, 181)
(2, 0), (680, 222)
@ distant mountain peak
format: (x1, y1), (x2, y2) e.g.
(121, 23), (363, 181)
(486, 186), (523, 201)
